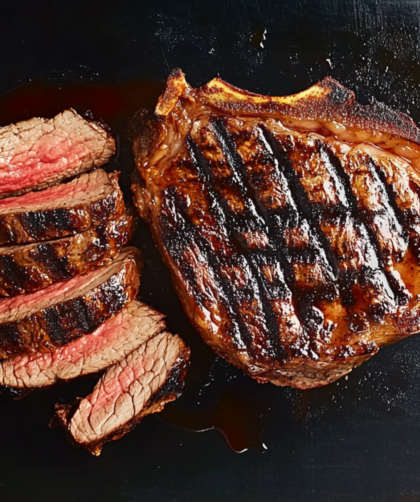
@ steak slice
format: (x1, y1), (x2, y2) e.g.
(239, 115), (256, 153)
(0, 109), (115, 198)
(0, 169), (125, 245)
(0, 301), (165, 393)
(131, 69), (420, 389)
(52, 330), (190, 456)
(0, 247), (141, 358)
(0, 214), (133, 296)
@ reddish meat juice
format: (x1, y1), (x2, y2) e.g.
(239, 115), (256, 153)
(0, 79), (265, 453)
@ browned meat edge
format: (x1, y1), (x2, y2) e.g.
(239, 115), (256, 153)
(0, 171), (126, 245)
(167, 68), (420, 146)
(0, 301), (166, 398)
(0, 248), (142, 358)
(50, 342), (190, 455)
(0, 214), (135, 296)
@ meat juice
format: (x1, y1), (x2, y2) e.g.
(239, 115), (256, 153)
(0, 80), (266, 453)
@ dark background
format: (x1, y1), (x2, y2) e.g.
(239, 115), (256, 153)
(2, 0), (420, 500)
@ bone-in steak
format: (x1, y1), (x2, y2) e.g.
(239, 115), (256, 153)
(0, 169), (125, 245)
(52, 330), (190, 455)
(0, 247), (141, 358)
(0, 214), (133, 296)
(0, 109), (115, 198)
(132, 69), (420, 389)
(0, 301), (165, 393)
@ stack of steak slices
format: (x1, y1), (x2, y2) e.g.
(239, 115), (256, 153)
(0, 110), (190, 455)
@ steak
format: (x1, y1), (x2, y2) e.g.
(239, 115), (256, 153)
(0, 214), (133, 296)
(52, 330), (190, 455)
(0, 169), (125, 245)
(0, 247), (141, 358)
(131, 69), (420, 389)
(0, 301), (165, 393)
(0, 109), (115, 198)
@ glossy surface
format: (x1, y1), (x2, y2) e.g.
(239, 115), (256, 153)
(0, 214), (133, 296)
(0, 248), (141, 357)
(2, 1), (420, 500)
(132, 72), (420, 389)
(0, 170), (126, 245)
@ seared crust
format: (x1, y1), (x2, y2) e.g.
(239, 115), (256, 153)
(0, 301), (166, 394)
(0, 171), (126, 245)
(0, 248), (142, 358)
(51, 337), (190, 456)
(132, 70), (420, 389)
(0, 214), (134, 296)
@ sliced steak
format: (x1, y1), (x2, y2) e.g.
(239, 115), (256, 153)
(0, 301), (165, 392)
(0, 109), (115, 198)
(0, 169), (125, 245)
(52, 330), (190, 455)
(0, 247), (141, 358)
(0, 214), (134, 296)
(131, 69), (420, 389)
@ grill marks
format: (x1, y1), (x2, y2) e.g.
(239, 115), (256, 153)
(265, 129), (399, 320)
(0, 250), (140, 358)
(156, 112), (414, 364)
(0, 216), (133, 296)
(157, 157), (258, 362)
(339, 151), (408, 262)
(349, 145), (420, 259)
(191, 122), (298, 358)
(185, 143), (278, 361)
(332, 147), (411, 304)
(159, 185), (246, 354)
(221, 120), (339, 350)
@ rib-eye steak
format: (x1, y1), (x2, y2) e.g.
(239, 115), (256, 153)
(0, 109), (115, 198)
(0, 214), (133, 296)
(0, 247), (141, 358)
(52, 330), (190, 455)
(132, 69), (420, 389)
(0, 169), (125, 245)
(0, 301), (165, 393)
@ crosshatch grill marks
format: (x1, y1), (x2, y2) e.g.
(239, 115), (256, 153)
(220, 119), (339, 344)
(158, 187), (246, 357)
(157, 151), (279, 364)
(342, 144), (420, 260)
(186, 135), (287, 362)
(189, 123), (316, 358)
(323, 143), (412, 306)
(193, 119), (344, 356)
(264, 128), (399, 319)
(132, 70), (420, 389)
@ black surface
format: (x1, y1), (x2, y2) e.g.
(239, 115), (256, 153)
(2, 1), (420, 501)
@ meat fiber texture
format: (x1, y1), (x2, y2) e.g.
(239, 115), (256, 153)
(52, 329), (190, 455)
(0, 109), (115, 198)
(0, 169), (126, 245)
(0, 301), (166, 393)
(0, 213), (134, 296)
(131, 69), (420, 389)
(0, 247), (141, 358)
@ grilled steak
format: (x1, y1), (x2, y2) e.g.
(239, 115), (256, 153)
(132, 69), (420, 389)
(0, 109), (115, 198)
(0, 214), (133, 296)
(0, 247), (141, 358)
(0, 169), (125, 245)
(52, 330), (190, 455)
(0, 301), (165, 393)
